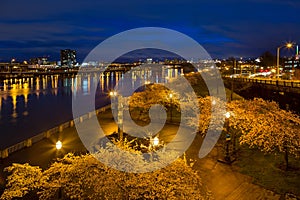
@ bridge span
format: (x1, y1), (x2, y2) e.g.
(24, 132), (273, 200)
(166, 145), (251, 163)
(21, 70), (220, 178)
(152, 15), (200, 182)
(222, 77), (300, 113)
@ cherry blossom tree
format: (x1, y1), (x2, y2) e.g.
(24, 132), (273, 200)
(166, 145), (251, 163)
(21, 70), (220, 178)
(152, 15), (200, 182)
(1, 150), (212, 200)
(228, 98), (300, 169)
(130, 82), (300, 170)
(186, 96), (300, 169)
(0, 163), (44, 199)
(128, 83), (180, 123)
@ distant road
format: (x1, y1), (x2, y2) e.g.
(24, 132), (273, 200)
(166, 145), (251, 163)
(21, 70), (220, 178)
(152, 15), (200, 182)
(0, 67), (130, 79)
(223, 76), (300, 89)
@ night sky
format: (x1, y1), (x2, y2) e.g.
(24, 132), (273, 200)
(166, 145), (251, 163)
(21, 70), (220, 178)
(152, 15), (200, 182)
(0, 0), (299, 62)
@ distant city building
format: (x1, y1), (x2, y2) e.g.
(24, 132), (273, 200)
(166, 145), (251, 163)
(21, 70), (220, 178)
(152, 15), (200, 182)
(60, 49), (76, 67)
(284, 46), (300, 77)
(284, 56), (300, 79)
(30, 57), (49, 65)
(284, 57), (300, 71)
(146, 58), (153, 64)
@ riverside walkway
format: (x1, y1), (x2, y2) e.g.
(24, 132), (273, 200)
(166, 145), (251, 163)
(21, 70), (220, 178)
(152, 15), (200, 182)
(0, 109), (285, 199)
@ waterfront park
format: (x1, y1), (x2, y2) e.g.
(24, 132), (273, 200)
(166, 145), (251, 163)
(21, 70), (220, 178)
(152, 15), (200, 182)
(0, 69), (300, 200)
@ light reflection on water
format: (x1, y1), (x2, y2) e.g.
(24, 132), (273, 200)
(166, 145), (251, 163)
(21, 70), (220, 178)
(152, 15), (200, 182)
(0, 67), (182, 149)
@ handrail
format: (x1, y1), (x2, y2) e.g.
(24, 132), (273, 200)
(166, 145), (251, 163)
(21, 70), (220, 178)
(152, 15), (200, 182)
(1, 104), (111, 158)
(224, 77), (300, 89)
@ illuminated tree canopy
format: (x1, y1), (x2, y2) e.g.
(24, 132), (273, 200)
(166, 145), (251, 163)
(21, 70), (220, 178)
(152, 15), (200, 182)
(1, 151), (211, 200)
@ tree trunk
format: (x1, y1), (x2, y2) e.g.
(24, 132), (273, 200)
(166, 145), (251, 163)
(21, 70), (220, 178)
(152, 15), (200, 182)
(232, 131), (236, 155)
(284, 147), (289, 170)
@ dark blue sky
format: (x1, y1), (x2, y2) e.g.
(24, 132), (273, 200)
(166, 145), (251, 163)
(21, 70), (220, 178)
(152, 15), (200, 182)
(0, 0), (299, 62)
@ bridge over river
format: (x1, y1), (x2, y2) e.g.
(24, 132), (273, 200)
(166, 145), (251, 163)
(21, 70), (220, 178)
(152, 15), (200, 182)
(223, 77), (300, 113)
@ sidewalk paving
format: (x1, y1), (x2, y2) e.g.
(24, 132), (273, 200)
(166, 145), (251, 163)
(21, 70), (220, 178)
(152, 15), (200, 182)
(190, 144), (281, 200)
(0, 109), (287, 199)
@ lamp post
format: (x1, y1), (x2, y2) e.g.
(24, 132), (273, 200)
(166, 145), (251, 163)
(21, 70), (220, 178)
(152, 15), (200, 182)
(224, 112), (231, 162)
(153, 137), (159, 147)
(149, 136), (159, 161)
(56, 140), (62, 150)
(117, 95), (124, 141)
(217, 111), (237, 164)
(110, 91), (117, 120)
(169, 93), (173, 123)
(109, 91), (123, 141)
(276, 43), (293, 77)
(56, 140), (62, 157)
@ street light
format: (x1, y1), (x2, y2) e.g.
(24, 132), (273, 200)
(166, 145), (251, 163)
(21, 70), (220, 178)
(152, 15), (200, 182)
(153, 137), (159, 146)
(110, 90), (117, 121)
(225, 112), (231, 161)
(276, 42), (293, 77)
(109, 90), (123, 141)
(149, 136), (160, 161)
(212, 99), (216, 105)
(56, 140), (62, 150)
(169, 93), (173, 123)
(225, 111), (230, 119)
(55, 140), (63, 157)
(109, 91), (117, 97)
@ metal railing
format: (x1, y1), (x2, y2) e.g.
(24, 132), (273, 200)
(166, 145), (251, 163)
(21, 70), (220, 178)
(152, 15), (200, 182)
(1, 104), (111, 159)
(225, 77), (300, 88)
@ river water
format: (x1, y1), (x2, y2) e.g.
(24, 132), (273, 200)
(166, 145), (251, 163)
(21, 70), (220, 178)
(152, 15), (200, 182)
(0, 67), (182, 149)
(0, 73), (117, 149)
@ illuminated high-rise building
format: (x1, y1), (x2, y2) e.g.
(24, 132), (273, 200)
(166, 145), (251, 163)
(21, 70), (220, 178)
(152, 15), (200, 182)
(60, 49), (76, 67)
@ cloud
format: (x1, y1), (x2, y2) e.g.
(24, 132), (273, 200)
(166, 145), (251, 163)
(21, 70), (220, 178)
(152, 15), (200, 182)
(0, 0), (299, 60)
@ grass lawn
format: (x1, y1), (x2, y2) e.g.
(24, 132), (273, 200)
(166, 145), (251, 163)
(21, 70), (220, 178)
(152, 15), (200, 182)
(235, 146), (300, 197)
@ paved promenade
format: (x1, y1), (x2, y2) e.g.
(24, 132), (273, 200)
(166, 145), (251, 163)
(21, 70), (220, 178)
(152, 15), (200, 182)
(0, 110), (285, 199)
